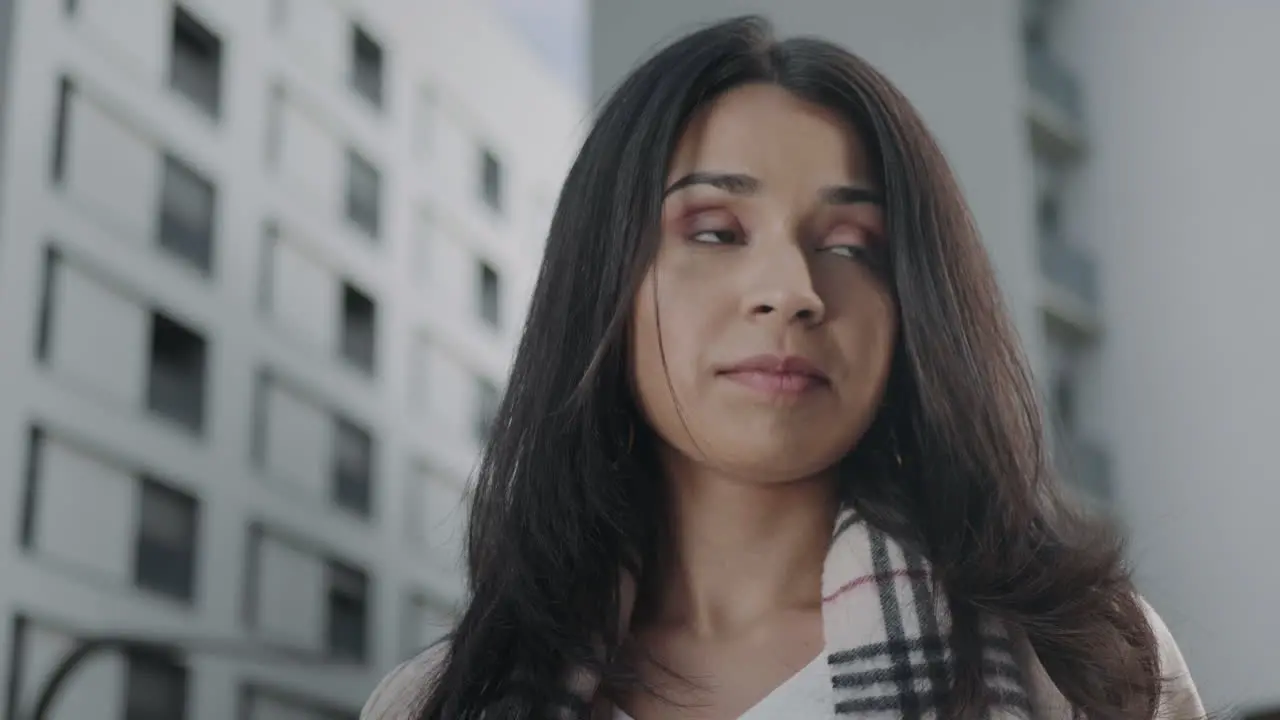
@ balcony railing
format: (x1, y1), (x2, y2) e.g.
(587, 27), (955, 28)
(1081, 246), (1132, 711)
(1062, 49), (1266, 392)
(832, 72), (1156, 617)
(1038, 236), (1098, 307)
(1025, 46), (1084, 125)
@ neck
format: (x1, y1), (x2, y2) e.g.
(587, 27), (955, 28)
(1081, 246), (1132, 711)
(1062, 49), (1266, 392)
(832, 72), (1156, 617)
(650, 449), (838, 639)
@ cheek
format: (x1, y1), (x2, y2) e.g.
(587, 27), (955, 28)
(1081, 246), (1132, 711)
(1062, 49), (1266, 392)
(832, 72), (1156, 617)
(834, 288), (898, 391)
(629, 276), (674, 415)
(628, 272), (705, 441)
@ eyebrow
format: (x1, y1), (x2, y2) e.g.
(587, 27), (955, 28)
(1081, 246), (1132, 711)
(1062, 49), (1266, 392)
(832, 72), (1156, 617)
(663, 171), (884, 206)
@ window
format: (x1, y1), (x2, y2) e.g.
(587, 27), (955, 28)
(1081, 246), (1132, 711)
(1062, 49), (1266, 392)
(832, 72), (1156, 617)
(169, 6), (222, 117)
(134, 478), (199, 601)
(1037, 192), (1061, 243)
(244, 526), (324, 646)
(21, 427), (145, 586)
(480, 148), (502, 212)
(49, 76), (158, 235)
(35, 248), (58, 362)
(38, 251), (155, 408)
(146, 313), (208, 433)
(333, 418), (373, 517)
(158, 156), (216, 273)
(124, 650), (189, 720)
(1054, 374), (1077, 434)
(51, 77), (73, 183)
(345, 150), (380, 238)
(19, 429), (43, 549)
(473, 377), (500, 444)
(351, 25), (384, 108)
(478, 261), (500, 328)
(340, 284), (376, 374)
(326, 561), (369, 661)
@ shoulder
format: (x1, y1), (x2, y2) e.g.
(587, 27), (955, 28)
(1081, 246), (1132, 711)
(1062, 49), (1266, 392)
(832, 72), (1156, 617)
(1137, 596), (1206, 720)
(360, 643), (449, 720)
(1018, 595), (1205, 719)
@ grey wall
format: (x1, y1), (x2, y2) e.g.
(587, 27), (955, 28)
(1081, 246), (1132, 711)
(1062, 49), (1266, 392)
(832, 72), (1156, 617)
(589, 0), (1046, 380)
(1063, 2), (1280, 712)
(0, 0), (17, 236)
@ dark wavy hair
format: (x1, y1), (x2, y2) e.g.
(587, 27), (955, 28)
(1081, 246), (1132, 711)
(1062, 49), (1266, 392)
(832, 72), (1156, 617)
(416, 15), (1161, 720)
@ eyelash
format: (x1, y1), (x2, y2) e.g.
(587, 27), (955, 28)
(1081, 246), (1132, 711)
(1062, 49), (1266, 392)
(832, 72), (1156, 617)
(690, 229), (740, 245)
(689, 228), (877, 263)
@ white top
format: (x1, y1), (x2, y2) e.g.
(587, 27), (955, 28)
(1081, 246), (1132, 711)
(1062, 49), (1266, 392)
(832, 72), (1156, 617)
(612, 653), (831, 720)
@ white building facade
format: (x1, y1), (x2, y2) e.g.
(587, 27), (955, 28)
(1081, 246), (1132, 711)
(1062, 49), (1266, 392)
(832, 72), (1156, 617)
(591, 0), (1274, 715)
(0, 0), (583, 718)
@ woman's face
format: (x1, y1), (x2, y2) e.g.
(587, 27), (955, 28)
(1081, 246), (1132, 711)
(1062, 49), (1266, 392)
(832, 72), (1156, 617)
(631, 83), (898, 484)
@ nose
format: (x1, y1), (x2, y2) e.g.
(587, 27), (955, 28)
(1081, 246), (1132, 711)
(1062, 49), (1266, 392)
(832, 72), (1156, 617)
(742, 244), (825, 326)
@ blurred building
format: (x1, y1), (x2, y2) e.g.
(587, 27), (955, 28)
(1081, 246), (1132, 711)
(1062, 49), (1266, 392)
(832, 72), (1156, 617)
(0, 0), (582, 718)
(1056, 2), (1280, 715)
(592, 0), (1275, 714)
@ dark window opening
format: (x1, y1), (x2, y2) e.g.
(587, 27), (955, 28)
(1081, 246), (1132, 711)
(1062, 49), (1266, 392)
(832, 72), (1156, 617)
(146, 313), (208, 433)
(480, 149), (502, 212)
(326, 561), (369, 661)
(158, 155), (216, 273)
(1054, 374), (1077, 434)
(1037, 193), (1061, 243)
(19, 428), (44, 549)
(351, 26), (384, 108)
(134, 477), (199, 602)
(51, 77), (74, 184)
(340, 284), (376, 374)
(333, 418), (373, 517)
(345, 150), (381, 238)
(35, 247), (60, 362)
(169, 6), (223, 118)
(124, 649), (189, 720)
(478, 262), (500, 329)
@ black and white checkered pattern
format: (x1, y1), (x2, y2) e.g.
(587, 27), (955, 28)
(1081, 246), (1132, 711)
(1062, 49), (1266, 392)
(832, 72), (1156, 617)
(823, 511), (1033, 719)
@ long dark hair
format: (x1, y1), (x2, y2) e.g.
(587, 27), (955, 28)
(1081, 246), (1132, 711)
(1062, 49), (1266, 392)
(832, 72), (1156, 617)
(417, 15), (1160, 720)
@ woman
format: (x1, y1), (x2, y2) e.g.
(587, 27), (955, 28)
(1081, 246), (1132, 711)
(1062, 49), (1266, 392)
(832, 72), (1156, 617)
(365, 15), (1203, 720)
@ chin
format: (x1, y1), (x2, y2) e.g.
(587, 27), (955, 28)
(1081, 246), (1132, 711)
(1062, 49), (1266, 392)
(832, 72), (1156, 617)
(713, 442), (846, 485)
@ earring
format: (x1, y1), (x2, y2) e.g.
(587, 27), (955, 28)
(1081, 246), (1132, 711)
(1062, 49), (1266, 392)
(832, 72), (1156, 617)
(627, 422), (635, 454)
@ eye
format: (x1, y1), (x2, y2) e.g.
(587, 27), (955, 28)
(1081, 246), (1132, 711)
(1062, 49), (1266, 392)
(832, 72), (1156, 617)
(690, 228), (740, 245)
(819, 226), (874, 260)
(824, 245), (869, 260)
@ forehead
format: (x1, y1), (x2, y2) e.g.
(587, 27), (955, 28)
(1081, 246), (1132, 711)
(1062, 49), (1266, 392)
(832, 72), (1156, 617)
(668, 83), (876, 187)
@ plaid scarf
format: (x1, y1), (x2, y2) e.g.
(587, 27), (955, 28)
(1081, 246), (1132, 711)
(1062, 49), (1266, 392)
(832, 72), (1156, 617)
(580, 506), (1047, 719)
(816, 508), (1034, 718)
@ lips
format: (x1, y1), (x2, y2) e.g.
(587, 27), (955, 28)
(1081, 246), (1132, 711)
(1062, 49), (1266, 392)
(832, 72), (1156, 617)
(717, 354), (829, 395)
